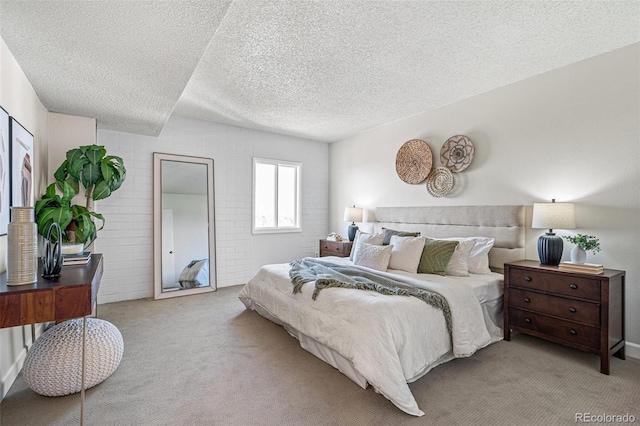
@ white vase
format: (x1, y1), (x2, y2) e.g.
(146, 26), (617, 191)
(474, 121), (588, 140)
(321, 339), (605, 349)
(570, 246), (587, 264)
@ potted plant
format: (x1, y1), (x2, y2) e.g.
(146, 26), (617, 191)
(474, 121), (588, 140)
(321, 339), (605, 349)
(35, 145), (126, 250)
(563, 234), (600, 264)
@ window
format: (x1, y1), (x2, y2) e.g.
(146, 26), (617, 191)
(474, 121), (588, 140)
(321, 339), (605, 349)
(253, 158), (301, 233)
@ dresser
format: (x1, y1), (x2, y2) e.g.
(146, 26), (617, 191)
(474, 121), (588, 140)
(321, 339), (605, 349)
(504, 260), (625, 374)
(319, 239), (353, 258)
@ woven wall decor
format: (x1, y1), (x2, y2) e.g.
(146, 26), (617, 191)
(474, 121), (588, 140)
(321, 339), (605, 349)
(426, 166), (454, 197)
(440, 135), (474, 172)
(395, 139), (432, 184)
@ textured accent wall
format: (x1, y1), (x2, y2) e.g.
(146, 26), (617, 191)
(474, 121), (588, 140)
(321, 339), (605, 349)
(96, 116), (329, 303)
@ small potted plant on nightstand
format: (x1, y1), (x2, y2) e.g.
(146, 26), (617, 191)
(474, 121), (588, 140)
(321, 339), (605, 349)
(563, 234), (600, 264)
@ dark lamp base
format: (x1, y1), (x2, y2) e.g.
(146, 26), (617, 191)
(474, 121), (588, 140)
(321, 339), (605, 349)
(347, 224), (359, 241)
(538, 234), (564, 266)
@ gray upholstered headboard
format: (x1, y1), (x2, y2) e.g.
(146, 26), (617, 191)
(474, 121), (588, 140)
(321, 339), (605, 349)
(373, 206), (525, 272)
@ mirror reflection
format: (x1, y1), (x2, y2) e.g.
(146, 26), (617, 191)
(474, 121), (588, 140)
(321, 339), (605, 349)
(154, 153), (216, 299)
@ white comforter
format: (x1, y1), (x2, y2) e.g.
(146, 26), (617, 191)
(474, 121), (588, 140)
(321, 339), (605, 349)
(238, 258), (492, 416)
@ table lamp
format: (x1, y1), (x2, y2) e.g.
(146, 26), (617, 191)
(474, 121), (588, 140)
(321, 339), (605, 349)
(532, 199), (575, 265)
(343, 205), (363, 241)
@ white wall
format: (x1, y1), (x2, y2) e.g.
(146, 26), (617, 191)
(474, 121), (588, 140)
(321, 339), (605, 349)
(163, 193), (209, 283)
(48, 112), (96, 176)
(47, 112), (96, 209)
(95, 115), (329, 303)
(0, 37), (49, 398)
(330, 44), (640, 355)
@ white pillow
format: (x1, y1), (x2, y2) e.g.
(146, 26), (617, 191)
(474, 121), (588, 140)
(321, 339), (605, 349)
(353, 243), (393, 271)
(467, 237), (495, 274)
(439, 236), (495, 274)
(444, 239), (475, 276)
(388, 235), (426, 273)
(350, 230), (384, 261)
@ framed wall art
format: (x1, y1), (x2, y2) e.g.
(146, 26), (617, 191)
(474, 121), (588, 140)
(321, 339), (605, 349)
(10, 117), (34, 208)
(0, 107), (9, 234)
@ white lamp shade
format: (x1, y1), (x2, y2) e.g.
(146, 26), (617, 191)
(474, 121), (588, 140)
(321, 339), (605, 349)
(343, 206), (363, 223)
(532, 202), (576, 230)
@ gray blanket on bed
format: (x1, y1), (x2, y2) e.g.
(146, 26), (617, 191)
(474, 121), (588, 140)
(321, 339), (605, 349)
(289, 257), (452, 335)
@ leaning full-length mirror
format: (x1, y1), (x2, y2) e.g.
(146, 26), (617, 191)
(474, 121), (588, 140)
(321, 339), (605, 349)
(153, 153), (216, 299)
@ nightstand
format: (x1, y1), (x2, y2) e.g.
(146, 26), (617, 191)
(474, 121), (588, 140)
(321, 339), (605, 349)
(319, 239), (353, 258)
(504, 260), (625, 374)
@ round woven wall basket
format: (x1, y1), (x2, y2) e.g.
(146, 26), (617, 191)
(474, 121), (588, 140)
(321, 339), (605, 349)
(395, 139), (432, 184)
(440, 135), (474, 173)
(426, 166), (454, 197)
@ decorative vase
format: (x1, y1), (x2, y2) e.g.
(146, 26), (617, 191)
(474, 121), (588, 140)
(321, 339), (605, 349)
(7, 206), (38, 285)
(570, 246), (587, 264)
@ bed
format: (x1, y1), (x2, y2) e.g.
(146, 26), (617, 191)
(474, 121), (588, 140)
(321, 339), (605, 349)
(239, 205), (525, 416)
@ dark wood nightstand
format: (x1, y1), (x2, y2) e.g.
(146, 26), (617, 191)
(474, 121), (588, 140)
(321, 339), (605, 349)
(319, 239), (353, 258)
(504, 260), (625, 374)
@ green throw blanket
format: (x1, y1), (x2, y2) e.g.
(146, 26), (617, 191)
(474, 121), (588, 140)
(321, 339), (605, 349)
(289, 258), (452, 335)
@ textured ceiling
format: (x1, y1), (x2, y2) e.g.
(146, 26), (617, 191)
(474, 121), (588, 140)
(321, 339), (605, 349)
(0, 1), (232, 135)
(1, 1), (639, 142)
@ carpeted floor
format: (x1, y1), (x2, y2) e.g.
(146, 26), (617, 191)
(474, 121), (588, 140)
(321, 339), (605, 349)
(1, 285), (638, 425)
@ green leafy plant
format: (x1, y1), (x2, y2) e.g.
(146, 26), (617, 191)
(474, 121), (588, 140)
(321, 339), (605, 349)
(563, 234), (601, 255)
(35, 145), (126, 244)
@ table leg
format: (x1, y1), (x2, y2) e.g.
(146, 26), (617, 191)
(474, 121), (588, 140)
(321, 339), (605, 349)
(80, 316), (87, 425)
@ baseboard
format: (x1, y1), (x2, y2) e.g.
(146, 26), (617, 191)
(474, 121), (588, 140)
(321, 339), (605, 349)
(1, 345), (27, 400)
(1, 323), (47, 401)
(625, 341), (640, 359)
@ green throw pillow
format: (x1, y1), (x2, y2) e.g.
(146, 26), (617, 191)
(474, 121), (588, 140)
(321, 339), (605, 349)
(417, 238), (459, 275)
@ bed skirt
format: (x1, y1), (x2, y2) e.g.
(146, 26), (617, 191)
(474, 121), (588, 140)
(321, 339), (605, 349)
(241, 295), (503, 391)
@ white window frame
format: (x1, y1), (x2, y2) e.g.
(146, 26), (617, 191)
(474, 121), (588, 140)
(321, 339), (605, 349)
(252, 157), (302, 234)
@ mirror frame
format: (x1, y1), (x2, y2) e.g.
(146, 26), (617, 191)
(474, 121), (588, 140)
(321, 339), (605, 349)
(153, 152), (216, 299)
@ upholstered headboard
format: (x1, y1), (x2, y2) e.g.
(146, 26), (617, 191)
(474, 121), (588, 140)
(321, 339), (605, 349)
(373, 206), (525, 272)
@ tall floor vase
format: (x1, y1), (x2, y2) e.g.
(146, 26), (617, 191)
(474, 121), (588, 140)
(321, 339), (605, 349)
(7, 206), (38, 285)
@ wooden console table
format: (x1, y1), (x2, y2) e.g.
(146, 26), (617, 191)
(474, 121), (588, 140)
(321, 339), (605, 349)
(0, 254), (103, 425)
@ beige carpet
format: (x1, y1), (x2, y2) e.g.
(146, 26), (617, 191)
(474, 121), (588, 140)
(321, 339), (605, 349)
(1, 285), (638, 425)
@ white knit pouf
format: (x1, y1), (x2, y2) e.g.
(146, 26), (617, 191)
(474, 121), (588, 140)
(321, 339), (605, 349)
(23, 318), (124, 397)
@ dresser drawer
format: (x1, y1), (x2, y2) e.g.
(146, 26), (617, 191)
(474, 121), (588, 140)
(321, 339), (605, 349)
(509, 307), (600, 349)
(319, 240), (352, 258)
(509, 268), (601, 301)
(509, 288), (600, 326)
(321, 241), (346, 255)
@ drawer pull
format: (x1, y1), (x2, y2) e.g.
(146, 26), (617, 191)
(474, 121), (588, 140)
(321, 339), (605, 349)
(570, 284), (578, 290)
(570, 329), (577, 336)
(524, 276), (532, 282)
(525, 318), (531, 323)
(524, 297), (530, 303)
(569, 307), (577, 313)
